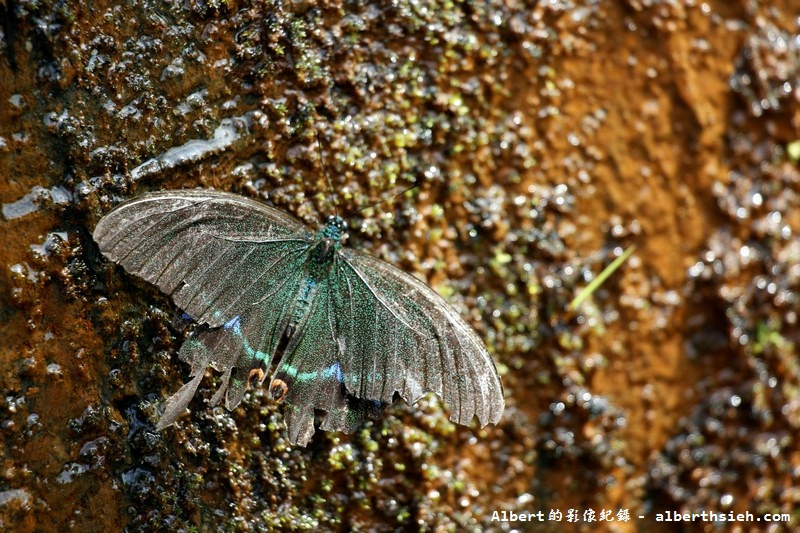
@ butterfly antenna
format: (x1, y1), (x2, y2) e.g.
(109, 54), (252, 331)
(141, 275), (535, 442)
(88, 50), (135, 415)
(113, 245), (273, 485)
(356, 181), (421, 213)
(314, 128), (339, 217)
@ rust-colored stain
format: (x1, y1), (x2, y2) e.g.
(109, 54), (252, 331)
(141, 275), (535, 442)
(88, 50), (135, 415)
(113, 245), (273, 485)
(2, 1), (799, 531)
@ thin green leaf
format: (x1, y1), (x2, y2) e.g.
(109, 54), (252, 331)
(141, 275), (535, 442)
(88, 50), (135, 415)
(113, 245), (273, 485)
(571, 245), (636, 310)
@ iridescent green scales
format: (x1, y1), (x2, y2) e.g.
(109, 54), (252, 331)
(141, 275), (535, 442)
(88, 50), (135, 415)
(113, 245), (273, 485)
(93, 189), (504, 446)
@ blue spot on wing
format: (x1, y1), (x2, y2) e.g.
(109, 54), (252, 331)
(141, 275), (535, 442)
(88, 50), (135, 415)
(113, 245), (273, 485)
(223, 315), (242, 333)
(322, 361), (343, 383)
(220, 314), (270, 363)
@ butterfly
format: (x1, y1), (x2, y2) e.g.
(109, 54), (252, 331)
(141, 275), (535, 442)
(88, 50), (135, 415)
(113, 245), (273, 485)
(93, 189), (504, 446)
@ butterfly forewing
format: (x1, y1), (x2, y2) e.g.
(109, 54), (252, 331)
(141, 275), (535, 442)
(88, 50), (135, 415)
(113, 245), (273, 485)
(335, 249), (504, 428)
(93, 190), (312, 328)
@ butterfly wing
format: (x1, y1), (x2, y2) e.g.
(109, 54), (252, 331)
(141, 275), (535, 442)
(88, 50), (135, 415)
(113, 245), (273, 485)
(93, 189), (313, 427)
(154, 247), (311, 429)
(269, 275), (387, 446)
(332, 249), (504, 428)
(93, 189), (312, 328)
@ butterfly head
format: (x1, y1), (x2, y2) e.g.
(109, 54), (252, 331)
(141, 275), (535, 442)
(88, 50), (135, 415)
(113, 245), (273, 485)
(322, 215), (348, 244)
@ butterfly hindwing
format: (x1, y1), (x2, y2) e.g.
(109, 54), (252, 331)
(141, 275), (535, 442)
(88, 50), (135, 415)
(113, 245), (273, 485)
(269, 273), (384, 445)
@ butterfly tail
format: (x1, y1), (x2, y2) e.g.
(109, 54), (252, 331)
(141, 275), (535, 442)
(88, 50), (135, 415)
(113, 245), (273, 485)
(157, 316), (271, 427)
(156, 337), (212, 429)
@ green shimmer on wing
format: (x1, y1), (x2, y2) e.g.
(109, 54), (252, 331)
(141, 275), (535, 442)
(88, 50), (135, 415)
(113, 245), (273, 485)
(225, 315), (271, 364)
(279, 361), (343, 383)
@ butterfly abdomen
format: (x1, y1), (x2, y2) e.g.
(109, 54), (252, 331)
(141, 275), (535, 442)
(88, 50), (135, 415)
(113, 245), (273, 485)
(288, 276), (318, 328)
(283, 236), (338, 334)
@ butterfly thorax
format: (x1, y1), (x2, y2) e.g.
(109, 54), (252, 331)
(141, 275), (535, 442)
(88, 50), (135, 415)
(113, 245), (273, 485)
(320, 215), (347, 242)
(309, 215), (347, 267)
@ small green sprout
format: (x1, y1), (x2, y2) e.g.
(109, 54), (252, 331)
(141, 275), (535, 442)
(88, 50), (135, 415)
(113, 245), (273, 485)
(570, 245), (636, 310)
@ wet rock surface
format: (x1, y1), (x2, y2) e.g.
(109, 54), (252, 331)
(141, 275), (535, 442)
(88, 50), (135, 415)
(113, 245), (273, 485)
(1, 1), (799, 531)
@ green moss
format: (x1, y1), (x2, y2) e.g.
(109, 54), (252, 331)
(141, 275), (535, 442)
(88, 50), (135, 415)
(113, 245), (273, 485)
(753, 320), (790, 355)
